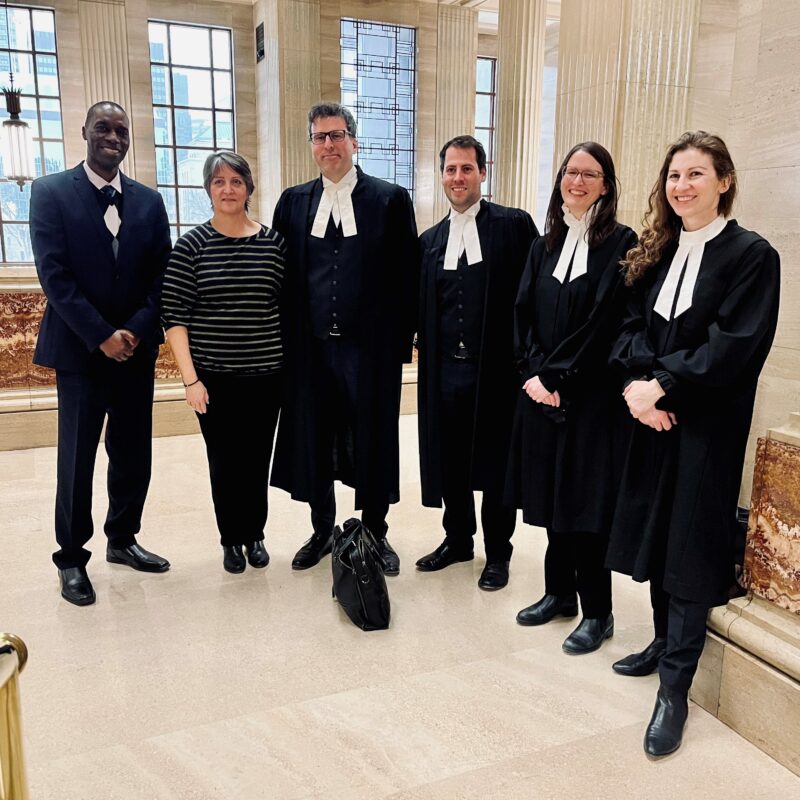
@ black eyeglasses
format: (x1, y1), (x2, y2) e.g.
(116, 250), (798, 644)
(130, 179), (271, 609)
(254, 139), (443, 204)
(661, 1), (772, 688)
(309, 130), (353, 145)
(562, 167), (604, 183)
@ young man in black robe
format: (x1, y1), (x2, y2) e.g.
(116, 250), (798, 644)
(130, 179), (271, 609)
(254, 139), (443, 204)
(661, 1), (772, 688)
(270, 101), (418, 575)
(416, 135), (537, 590)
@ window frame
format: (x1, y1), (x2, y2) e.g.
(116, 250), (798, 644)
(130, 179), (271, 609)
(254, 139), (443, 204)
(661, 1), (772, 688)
(475, 55), (497, 202)
(148, 18), (236, 240)
(0, 4), (65, 265)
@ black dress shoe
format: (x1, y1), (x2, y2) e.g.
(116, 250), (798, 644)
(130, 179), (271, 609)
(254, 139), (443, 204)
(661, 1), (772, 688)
(378, 537), (400, 576)
(516, 594), (578, 626)
(415, 540), (473, 572)
(223, 545), (246, 574)
(292, 531), (333, 570)
(106, 543), (170, 573)
(245, 540), (270, 568)
(613, 637), (667, 677)
(58, 566), (96, 606)
(644, 685), (688, 757)
(478, 560), (509, 591)
(562, 613), (614, 654)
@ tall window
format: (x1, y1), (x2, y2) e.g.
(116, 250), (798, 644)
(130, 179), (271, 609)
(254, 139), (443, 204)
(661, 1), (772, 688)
(474, 56), (496, 202)
(0, 6), (64, 263)
(148, 21), (234, 241)
(340, 18), (416, 198)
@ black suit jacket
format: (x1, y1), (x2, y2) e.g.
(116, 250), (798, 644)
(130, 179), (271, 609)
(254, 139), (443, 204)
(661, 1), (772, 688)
(30, 163), (172, 371)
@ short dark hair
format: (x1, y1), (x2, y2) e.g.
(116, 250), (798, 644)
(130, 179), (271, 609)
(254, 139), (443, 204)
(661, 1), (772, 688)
(84, 101), (127, 127)
(202, 151), (255, 212)
(438, 135), (487, 172)
(544, 141), (620, 252)
(308, 101), (357, 138)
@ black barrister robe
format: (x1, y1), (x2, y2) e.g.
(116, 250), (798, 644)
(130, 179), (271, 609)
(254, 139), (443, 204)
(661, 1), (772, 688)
(607, 220), (780, 606)
(505, 224), (638, 533)
(270, 167), (419, 509)
(418, 201), (537, 506)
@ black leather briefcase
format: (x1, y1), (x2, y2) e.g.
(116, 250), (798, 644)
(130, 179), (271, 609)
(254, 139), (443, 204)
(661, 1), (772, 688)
(331, 518), (391, 631)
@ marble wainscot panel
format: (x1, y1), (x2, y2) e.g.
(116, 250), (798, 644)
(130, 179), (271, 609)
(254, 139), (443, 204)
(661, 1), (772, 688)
(0, 292), (47, 390)
(744, 436), (800, 614)
(1, 291), (180, 389)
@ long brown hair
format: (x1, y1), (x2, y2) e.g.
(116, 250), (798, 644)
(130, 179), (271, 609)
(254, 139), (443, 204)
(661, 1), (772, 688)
(544, 142), (619, 252)
(623, 131), (737, 285)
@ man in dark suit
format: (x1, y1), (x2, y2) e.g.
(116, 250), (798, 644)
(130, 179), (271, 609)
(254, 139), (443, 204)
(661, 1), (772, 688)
(270, 101), (418, 576)
(30, 101), (172, 606)
(416, 135), (537, 590)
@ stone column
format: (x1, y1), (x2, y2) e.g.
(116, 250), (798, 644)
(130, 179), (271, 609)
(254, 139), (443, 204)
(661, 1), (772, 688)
(432, 5), (478, 221)
(77, 0), (136, 176)
(494, 0), (547, 214)
(254, 0), (320, 215)
(555, 0), (701, 228)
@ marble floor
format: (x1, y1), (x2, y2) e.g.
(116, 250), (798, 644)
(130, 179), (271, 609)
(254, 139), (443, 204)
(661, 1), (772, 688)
(2, 417), (799, 799)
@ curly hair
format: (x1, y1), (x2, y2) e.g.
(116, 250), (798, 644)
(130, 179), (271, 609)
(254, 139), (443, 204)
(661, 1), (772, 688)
(622, 131), (737, 285)
(544, 142), (619, 252)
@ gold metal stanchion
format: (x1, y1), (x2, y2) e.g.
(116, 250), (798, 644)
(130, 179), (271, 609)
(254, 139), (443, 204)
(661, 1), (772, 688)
(0, 633), (29, 800)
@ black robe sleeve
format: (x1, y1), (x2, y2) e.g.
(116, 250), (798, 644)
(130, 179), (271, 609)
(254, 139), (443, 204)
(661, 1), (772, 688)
(608, 281), (658, 379)
(513, 237), (546, 378)
(655, 239), (780, 391)
(537, 227), (637, 392)
(515, 226), (636, 393)
(393, 188), (420, 362)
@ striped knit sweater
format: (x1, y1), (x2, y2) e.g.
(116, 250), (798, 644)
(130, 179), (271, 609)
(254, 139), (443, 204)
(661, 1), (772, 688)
(161, 222), (285, 373)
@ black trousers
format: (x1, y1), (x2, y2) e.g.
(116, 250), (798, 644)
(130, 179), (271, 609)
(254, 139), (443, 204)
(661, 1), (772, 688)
(309, 337), (389, 539)
(196, 370), (281, 547)
(658, 594), (710, 693)
(53, 353), (156, 570)
(544, 528), (612, 618)
(439, 360), (516, 561)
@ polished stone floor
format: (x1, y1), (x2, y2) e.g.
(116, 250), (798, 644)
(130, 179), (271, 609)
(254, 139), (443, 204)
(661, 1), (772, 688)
(3, 417), (799, 798)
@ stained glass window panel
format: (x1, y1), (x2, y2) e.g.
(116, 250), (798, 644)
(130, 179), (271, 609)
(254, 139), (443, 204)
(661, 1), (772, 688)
(340, 18), (416, 199)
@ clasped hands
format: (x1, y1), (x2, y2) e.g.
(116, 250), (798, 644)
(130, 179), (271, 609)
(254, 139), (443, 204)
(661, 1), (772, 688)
(623, 379), (677, 432)
(100, 329), (139, 362)
(523, 376), (561, 407)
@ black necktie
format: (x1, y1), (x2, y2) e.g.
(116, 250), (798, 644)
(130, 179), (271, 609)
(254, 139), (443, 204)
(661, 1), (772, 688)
(101, 185), (118, 206)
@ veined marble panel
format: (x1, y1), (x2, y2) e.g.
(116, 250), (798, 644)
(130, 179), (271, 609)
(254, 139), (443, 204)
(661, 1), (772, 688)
(744, 437), (800, 614)
(0, 292), (180, 393)
(0, 293), (43, 391)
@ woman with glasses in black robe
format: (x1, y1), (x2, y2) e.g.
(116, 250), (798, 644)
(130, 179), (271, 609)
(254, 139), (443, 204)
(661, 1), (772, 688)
(507, 142), (636, 655)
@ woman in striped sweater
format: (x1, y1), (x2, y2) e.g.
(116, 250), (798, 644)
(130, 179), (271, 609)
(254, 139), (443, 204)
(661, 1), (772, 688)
(162, 151), (286, 574)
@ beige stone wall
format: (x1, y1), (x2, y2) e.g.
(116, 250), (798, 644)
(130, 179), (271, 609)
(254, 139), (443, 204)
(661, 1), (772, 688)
(720, 0), (800, 503)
